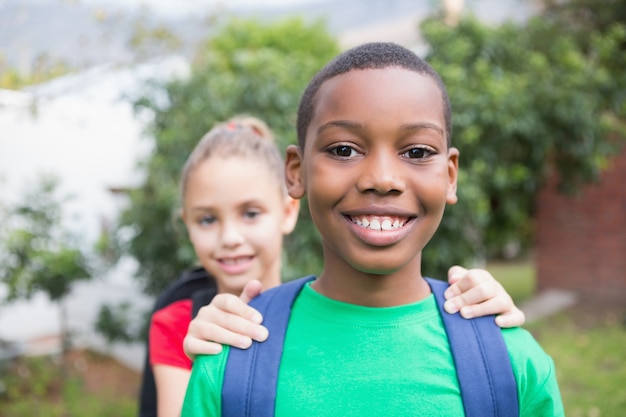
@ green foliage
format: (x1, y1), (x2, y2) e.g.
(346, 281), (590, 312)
(0, 176), (90, 303)
(0, 53), (72, 89)
(128, 8), (185, 61)
(0, 177), (91, 362)
(119, 16), (339, 294)
(95, 302), (149, 344)
(420, 13), (626, 274)
(541, 0), (626, 45)
(117, 7), (625, 288)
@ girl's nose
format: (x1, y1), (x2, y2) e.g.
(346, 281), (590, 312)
(220, 221), (245, 247)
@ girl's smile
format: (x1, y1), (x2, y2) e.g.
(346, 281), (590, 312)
(182, 156), (296, 295)
(216, 255), (255, 275)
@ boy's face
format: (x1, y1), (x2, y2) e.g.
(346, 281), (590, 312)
(286, 67), (459, 280)
(182, 156), (298, 295)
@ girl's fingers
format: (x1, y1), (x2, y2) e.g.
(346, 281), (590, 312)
(445, 266), (490, 299)
(447, 265), (469, 286)
(239, 279), (263, 305)
(457, 295), (509, 319)
(183, 333), (224, 360)
(443, 266), (525, 327)
(444, 280), (501, 314)
(210, 293), (263, 324)
(197, 299), (268, 340)
(494, 306), (526, 328)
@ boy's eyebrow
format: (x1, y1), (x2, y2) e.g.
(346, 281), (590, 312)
(316, 120), (363, 135)
(317, 120), (444, 135)
(399, 122), (445, 135)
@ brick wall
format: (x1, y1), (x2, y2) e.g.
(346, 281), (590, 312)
(535, 147), (626, 300)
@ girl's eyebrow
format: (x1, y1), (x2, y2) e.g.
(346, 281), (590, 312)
(189, 206), (214, 213)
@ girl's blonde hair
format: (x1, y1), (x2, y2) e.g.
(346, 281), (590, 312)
(180, 116), (286, 204)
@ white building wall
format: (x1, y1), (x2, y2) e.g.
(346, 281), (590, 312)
(0, 56), (189, 370)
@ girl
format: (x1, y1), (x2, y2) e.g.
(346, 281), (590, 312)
(144, 116), (525, 417)
(146, 116), (298, 417)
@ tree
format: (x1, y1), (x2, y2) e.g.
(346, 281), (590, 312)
(115, 3), (625, 297)
(419, 8), (626, 271)
(115, 16), (339, 295)
(0, 176), (91, 365)
(0, 53), (72, 89)
(540, 0), (626, 43)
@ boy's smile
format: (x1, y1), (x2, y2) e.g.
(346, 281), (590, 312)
(344, 208), (416, 247)
(286, 67), (459, 305)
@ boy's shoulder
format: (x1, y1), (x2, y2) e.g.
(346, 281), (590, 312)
(501, 326), (557, 377)
(501, 326), (554, 366)
(500, 327), (565, 416)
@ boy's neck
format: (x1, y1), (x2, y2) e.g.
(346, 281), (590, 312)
(312, 254), (431, 307)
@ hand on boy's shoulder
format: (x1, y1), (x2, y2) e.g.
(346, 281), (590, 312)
(444, 265), (525, 328)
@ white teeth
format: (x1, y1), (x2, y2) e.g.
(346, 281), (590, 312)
(222, 257), (247, 265)
(352, 217), (406, 231)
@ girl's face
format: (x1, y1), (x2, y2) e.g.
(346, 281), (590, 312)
(182, 156), (299, 295)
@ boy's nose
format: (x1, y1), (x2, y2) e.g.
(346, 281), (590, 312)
(356, 151), (406, 195)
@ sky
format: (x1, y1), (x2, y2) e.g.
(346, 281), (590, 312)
(80, 0), (322, 16)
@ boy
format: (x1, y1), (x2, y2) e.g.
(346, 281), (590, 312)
(182, 42), (564, 416)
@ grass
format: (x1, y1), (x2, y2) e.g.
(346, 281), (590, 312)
(527, 312), (626, 417)
(0, 350), (139, 417)
(487, 258), (626, 416)
(485, 258), (537, 303)
(1, 260), (623, 416)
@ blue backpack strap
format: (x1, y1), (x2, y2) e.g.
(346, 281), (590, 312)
(222, 276), (518, 417)
(222, 276), (315, 417)
(425, 277), (519, 417)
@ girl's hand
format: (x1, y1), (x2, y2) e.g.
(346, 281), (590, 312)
(443, 265), (525, 328)
(183, 280), (269, 360)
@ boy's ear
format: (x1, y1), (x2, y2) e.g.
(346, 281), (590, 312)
(446, 147), (460, 205)
(285, 145), (305, 199)
(281, 196), (300, 235)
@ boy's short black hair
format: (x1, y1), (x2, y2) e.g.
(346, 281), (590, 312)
(296, 42), (452, 148)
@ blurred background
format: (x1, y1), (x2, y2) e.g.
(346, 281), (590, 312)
(0, 0), (624, 415)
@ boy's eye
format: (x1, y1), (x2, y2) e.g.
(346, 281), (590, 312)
(403, 147), (435, 159)
(329, 145), (358, 158)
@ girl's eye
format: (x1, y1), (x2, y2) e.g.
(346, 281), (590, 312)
(329, 145), (357, 158)
(403, 147), (435, 159)
(244, 210), (261, 220)
(199, 216), (216, 226)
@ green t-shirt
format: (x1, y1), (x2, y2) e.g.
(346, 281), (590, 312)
(182, 283), (564, 416)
